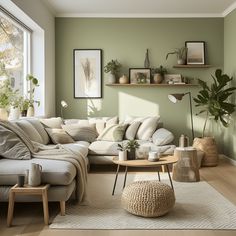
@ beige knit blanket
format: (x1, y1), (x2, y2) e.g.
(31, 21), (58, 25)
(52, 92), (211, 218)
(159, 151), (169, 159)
(0, 120), (88, 203)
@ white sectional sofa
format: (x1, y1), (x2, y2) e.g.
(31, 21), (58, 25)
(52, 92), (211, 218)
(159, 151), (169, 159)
(0, 115), (175, 203)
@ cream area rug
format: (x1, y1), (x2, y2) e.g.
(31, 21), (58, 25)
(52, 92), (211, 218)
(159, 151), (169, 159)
(50, 173), (236, 230)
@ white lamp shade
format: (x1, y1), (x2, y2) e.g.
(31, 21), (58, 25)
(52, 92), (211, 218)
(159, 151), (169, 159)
(168, 94), (177, 103)
(61, 100), (68, 108)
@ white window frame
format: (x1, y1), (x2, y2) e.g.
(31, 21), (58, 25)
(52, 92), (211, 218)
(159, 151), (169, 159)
(0, 7), (32, 98)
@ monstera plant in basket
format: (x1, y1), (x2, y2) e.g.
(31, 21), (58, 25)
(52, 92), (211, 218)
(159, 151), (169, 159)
(193, 69), (236, 167)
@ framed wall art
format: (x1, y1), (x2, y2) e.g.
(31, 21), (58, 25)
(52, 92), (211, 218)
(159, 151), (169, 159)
(185, 41), (205, 65)
(129, 68), (151, 84)
(73, 49), (102, 98)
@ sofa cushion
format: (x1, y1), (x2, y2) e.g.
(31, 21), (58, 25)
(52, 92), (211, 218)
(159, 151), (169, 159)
(136, 116), (160, 140)
(125, 121), (141, 140)
(14, 120), (45, 144)
(89, 140), (121, 155)
(62, 124), (98, 143)
(27, 119), (50, 144)
(88, 116), (119, 134)
(0, 158), (76, 186)
(45, 128), (75, 144)
(152, 128), (174, 145)
(40, 117), (63, 129)
(0, 125), (31, 160)
(97, 124), (128, 142)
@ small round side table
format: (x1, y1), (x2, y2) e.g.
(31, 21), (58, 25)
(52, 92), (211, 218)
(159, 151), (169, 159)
(172, 147), (200, 182)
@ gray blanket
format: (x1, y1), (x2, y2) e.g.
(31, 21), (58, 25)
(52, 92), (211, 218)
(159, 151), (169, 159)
(0, 120), (88, 203)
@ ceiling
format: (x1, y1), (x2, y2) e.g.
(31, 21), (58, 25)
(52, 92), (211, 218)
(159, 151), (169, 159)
(43, 0), (236, 17)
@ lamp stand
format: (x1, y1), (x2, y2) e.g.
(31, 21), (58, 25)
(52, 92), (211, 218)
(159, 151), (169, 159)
(186, 92), (195, 143)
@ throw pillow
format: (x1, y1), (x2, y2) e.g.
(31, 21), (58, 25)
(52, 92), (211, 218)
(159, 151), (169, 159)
(152, 128), (174, 145)
(0, 125), (31, 160)
(62, 124), (98, 143)
(124, 121), (141, 140)
(97, 124), (128, 142)
(14, 120), (44, 144)
(45, 128), (75, 144)
(40, 117), (63, 129)
(88, 116), (119, 135)
(136, 116), (160, 140)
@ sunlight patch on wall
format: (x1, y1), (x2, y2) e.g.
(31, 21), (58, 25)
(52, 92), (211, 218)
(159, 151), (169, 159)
(87, 99), (102, 117)
(118, 92), (159, 120)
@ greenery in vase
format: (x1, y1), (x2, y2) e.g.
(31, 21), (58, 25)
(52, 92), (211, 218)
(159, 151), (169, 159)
(193, 69), (236, 137)
(104, 59), (121, 75)
(151, 65), (167, 76)
(126, 140), (140, 151)
(117, 143), (127, 152)
(0, 79), (15, 109)
(26, 74), (40, 108)
(166, 47), (187, 61)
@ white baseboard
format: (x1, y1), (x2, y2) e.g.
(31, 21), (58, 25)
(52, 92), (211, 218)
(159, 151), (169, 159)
(219, 154), (236, 166)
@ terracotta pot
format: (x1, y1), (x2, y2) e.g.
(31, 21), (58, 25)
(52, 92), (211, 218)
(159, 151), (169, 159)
(193, 137), (218, 167)
(119, 75), (129, 84)
(153, 74), (164, 84)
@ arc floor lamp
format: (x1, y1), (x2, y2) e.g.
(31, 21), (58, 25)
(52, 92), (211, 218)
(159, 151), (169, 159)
(168, 92), (195, 142)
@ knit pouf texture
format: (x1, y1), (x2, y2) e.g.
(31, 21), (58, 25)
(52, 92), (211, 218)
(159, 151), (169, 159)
(121, 181), (175, 218)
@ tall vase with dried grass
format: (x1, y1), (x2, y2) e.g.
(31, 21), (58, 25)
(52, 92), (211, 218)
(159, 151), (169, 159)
(193, 69), (236, 166)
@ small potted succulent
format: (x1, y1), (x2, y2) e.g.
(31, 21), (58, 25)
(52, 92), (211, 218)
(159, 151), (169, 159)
(126, 140), (140, 160)
(117, 143), (127, 161)
(166, 47), (187, 65)
(152, 65), (167, 84)
(104, 59), (121, 84)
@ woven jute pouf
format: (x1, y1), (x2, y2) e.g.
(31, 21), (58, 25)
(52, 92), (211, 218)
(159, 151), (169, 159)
(121, 181), (175, 217)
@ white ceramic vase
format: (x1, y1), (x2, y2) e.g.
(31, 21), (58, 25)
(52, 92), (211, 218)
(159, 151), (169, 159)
(8, 107), (20, 120)
(28, 163), (42, 186)
(108, 73), (116, 84)
(0, 108), (8, 120)
(119, 75), (129, 84)
(27, 106), (35, 117)
(119, 151), (127, 161)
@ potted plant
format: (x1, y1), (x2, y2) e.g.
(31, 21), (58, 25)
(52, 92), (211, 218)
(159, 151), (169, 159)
(0, 79), (14, 120)
(117, 143), (127, 161)
(126, 140), (140, 160)
(152, 65), (167, 84)
(166, 47), (187, 65)
(193, 69), (236, 166)
(104, 59), (121, 84)
(26, 74), (40, 117)
(9, 93), (23, 120)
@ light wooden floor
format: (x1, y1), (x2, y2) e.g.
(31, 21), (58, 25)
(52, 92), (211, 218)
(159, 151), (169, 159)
(1, 158), (236, 236)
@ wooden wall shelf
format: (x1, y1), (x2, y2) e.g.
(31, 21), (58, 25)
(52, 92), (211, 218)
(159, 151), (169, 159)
(106, 84), (198, 87)
(173, 65), (211, 68)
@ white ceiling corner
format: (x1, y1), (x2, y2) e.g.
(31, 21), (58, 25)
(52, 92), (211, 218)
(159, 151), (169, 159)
(43, 0), (236, 18)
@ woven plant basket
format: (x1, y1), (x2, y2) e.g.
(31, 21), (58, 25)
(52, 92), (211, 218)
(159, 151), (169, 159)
(121, 181), (175, 218)
(193, 137), (218, 167)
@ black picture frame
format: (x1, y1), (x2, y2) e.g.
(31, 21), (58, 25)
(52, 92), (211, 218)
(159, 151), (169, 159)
(73, 49), (102, 98)
(185, 41), (205, 65)
(129, 68), (151, 84)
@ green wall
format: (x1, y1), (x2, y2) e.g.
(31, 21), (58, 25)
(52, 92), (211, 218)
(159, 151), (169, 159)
(55, 18), (224, 144)
(224, 10), (236, 160)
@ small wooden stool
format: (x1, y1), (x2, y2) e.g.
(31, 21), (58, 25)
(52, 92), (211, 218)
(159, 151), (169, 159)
(172, 147), (200, 182)
(7, 184), (50, 227)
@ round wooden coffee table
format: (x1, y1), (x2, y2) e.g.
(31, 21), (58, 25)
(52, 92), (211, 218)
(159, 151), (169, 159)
(112, 155), (178, 195)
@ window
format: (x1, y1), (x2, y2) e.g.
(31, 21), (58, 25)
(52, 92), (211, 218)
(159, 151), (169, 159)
(0, 8), (31, 96)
